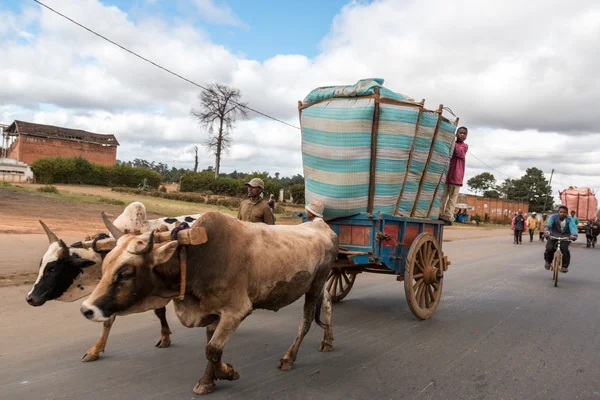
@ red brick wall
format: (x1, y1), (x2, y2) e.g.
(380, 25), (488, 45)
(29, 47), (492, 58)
(7, 138), (21, 160)
(16, 135), (117, 166)
(458, 194), (529, 222)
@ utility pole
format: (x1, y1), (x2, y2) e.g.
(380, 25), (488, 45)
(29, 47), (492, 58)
(543, 168), (554, 213)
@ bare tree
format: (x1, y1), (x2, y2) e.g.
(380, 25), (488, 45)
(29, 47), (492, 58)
(193, 146), (199, 173)
(190, 83), (248, 178)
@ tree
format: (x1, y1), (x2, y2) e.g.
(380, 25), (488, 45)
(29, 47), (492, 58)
(193, 146), (199, 173)
(191, 83), (248, 179)
(500, 168), (553, 212)
(483, 189), (501, 198)
(467, 172), (496, 195)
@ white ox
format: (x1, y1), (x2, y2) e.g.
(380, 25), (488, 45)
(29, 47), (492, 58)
(26, 201), (200, 361)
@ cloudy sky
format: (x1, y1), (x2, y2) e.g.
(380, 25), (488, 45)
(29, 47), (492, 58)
(2, 0), (600, 199)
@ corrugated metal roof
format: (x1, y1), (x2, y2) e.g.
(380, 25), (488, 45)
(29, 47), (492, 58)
(6, 120), (119, 146)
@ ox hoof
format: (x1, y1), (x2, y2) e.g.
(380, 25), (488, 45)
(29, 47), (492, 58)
(81, 352), (100, 362)
(277, 358), (294, 371)
(215, 363), (240, 381)
(193, 382), (216, 395)
(319, 342), (333, 353)
(155, 337), (171, 348)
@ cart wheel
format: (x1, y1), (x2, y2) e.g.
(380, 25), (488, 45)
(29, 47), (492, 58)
(404, 233), (444, 320)
(326, 268), (356, 303)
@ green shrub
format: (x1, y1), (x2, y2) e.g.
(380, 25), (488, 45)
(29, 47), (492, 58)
(206, 198), (218, 205)
(31, 157), (161, 189)
(179, 171), (215, 192)
(98, 197), (125, 206)
(37, 185), (59, 194)
(0, 182), (13, 188)
(289, 184), (305, 204)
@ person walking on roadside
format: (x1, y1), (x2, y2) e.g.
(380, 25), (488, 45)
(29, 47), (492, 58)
(237, 178), (275, 225)
(512, 210), (525, 244)
(537, 214), (548, 242)
(439, 126), (468, 226)
(527, 212), (538, 242)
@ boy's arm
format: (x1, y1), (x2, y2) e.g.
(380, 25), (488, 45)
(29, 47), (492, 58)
(453, 143), (468, 159)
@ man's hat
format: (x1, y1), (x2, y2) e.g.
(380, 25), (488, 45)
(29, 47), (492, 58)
(305, 200), (324, 218)
(532, 212), (537, 215)
(245, 178), (264, 189)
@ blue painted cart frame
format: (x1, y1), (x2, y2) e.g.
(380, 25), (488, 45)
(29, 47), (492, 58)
(300, 212), (450, 320)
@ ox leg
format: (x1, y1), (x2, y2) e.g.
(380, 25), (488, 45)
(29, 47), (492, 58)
(82, 315), (116, 362)
(195, 320), (219, 395)
(278, 291), (321, 371)
(318, 291), (334, 353)
(154, 307), (172, 348)
(193, 311), (248, 396)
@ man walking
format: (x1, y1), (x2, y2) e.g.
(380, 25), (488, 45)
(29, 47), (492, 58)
(527, 212), (538, 242)
(439, 127), (468, 226)
(237, 178), (275, 225)
(512, 210), (525, 244)
(537, 214), (548, 242)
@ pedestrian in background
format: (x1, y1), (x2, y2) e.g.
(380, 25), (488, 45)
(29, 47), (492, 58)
(512, 210), (525, 244)
(527, 212), (538, 242)
(537, 214), (548, 241)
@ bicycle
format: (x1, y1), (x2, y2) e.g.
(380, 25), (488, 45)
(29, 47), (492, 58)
(547, 236), (575, 287)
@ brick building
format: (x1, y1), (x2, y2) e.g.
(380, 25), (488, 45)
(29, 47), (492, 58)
(457, 193), (529, 222)
(1, 120), (119, 166)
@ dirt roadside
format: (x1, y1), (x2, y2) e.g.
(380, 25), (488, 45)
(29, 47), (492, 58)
(0, 186), (511, 287)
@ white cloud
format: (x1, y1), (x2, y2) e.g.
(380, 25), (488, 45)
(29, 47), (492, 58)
(1, 0), (600, 197)
(191, 0), (246, 27)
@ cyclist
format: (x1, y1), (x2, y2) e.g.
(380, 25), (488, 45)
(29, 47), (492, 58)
(544, 205), (578, 273)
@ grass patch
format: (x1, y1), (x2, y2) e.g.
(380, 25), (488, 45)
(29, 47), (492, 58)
(37, 185), (59, 194)
(98, 197), (125, 206)
(0, 181), (13, 188)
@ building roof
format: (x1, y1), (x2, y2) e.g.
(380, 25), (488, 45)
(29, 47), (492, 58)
(6, 120), (119, 147)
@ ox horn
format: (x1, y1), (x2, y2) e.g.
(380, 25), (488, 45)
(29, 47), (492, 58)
(39, 220), (59, 244)
(101, 211), (124, 240)
(58, 239), (70, 259)
(133, 231), (155, 255)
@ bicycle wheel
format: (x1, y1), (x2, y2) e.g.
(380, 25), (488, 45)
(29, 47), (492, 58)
(552, 250), (561, 287)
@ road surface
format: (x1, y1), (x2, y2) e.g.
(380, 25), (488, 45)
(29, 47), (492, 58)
(1, 236), (599, 400)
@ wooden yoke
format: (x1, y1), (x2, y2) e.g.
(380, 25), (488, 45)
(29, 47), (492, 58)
(81, 225), (208, 252)
(82, 225), (208, 300)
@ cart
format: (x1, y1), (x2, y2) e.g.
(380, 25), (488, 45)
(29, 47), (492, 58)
(300, 212), (449, 320)
(298, 78), (458, 320)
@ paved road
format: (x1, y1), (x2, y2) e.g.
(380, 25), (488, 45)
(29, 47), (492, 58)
(1, 236), (599, 400)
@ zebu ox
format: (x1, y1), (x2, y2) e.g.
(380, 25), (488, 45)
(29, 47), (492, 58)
(81, 211), (338, 395)
(26, 201), (201, 362)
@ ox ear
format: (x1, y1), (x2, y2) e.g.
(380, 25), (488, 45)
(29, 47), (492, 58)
(151, 241), (179, 266)
(72, 258), (97, 269)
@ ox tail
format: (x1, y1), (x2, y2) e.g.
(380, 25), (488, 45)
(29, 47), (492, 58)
(314, 292), (326, 329)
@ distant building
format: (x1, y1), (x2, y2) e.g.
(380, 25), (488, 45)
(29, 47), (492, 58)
(457, 193), (529, 222)
(1, 120), (119, 166)
(0, 158), (34, 183)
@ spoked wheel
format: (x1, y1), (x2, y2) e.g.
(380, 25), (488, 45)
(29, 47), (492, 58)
(552, 252), (561, 287)
(326, 267), (357, 303)
(404, 233), (444, 320)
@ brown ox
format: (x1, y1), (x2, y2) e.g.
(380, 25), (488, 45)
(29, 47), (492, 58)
(81, 211), (338, 395)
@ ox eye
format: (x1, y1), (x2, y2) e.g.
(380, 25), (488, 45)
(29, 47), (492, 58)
(118, 270), (134, 281)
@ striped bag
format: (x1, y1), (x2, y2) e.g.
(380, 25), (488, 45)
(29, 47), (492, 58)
(299, 78), (459, 220)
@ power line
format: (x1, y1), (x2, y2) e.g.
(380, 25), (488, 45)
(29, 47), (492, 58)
(478, 146), (600, 156)
(553, 170), (600, 188)
(468, 151), (516, 179)
(32, 0), (301, 130)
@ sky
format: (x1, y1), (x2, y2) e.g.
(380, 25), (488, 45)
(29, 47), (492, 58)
(1, 0), (600, 201)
